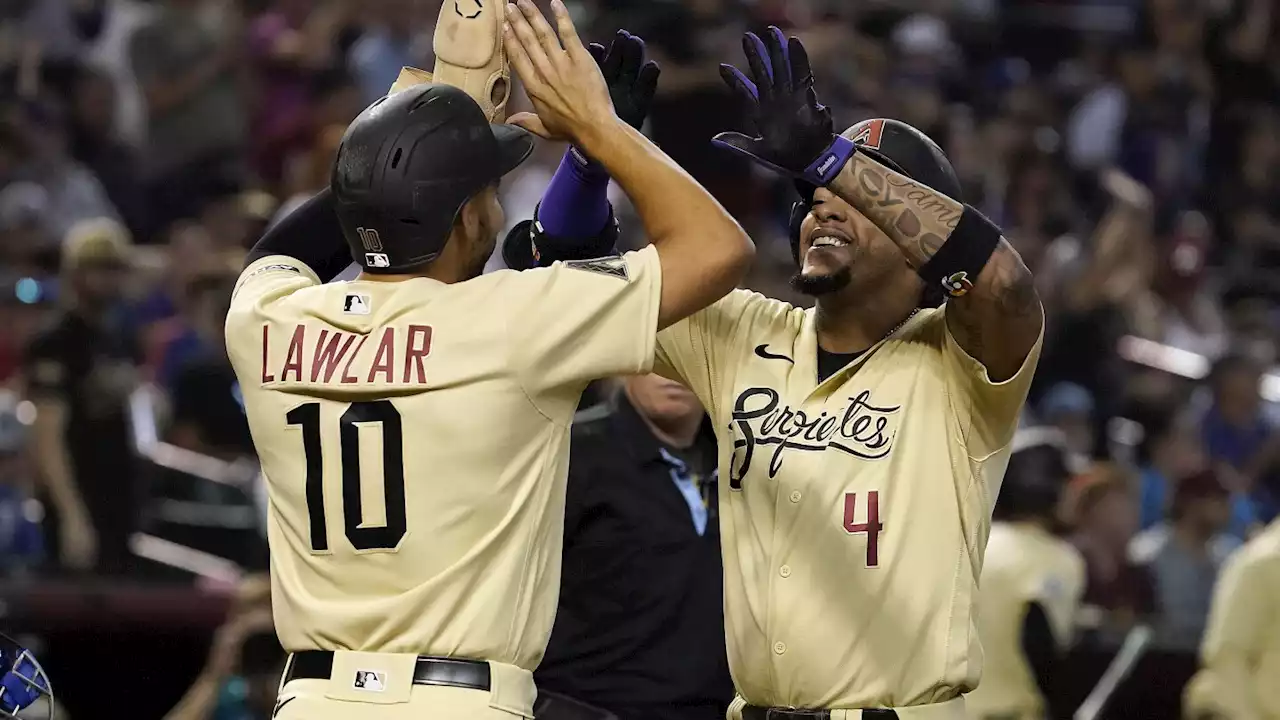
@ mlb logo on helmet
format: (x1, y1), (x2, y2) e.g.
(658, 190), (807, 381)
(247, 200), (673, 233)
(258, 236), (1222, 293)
(366, 253), (391, 268)
(0, 631), (53, 719)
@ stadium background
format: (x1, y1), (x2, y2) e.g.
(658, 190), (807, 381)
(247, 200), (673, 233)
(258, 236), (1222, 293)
(0, 0), (1278, 717)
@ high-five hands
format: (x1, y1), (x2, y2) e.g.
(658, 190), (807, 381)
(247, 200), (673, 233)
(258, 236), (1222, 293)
(712, 27), (855, 187)
(502, 0), (616, 145)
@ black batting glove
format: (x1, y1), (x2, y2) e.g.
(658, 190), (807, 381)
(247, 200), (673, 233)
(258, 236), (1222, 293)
(712, 27), (854, 186)
(568, 30), (660, 170)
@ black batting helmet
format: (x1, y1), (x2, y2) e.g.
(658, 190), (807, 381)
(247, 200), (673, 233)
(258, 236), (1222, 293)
(789, 118), (962, 266)
(331, 83), (535, 274)
(994, 427), (1073, 522)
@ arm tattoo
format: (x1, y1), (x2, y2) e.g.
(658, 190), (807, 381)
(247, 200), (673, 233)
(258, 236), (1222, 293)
(829, 152), (1043, 378)
(832, 154), (963, 267)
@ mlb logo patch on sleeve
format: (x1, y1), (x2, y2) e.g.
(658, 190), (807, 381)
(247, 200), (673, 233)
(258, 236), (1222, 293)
(563, 255), (628, 280)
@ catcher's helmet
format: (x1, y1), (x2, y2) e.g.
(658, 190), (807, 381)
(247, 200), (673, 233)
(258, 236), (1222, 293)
(0, 632), (53, 719)
(994, 427), (1073, 521)
(789, 118), (962, 267)
(332, 83), (535, 274)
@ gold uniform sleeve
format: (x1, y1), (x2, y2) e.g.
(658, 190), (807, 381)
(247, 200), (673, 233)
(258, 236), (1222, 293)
(226, 255), (322, 356)
(940, 307), (1044, 457)
(508, 246), (662, 399)
(1190, 548), (1266, 719)
(654, 289), (768, 421)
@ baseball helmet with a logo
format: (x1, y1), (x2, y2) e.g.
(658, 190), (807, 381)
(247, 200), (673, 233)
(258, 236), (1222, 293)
(331, 83), (534, 274)
(788, 118), (963, 268)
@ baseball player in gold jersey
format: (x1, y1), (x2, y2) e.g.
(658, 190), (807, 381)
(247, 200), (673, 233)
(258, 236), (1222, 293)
(508, 27), (1043, 720)
(1183, 518), (1280, 720)
(967, 429), (1085, 720)
(224, 3), (753, 718)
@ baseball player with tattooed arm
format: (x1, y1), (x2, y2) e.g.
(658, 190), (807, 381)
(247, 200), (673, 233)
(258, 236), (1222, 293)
(223, 2), (752, 718)
(504, 27), (1043, 720)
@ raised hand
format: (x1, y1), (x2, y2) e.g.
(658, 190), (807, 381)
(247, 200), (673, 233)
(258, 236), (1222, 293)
(502, 0), (616, 145)
(711, 26), (854, 187)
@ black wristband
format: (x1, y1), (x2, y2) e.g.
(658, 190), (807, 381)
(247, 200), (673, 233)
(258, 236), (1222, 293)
(500, 202), (621, 271)
(916, 204), (1001, 298)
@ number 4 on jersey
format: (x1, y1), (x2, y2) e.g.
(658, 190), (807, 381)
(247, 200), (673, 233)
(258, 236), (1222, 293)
(843, 491), (883, 567)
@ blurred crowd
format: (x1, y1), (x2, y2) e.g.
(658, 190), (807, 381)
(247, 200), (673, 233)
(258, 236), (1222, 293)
(1, 0), (1279, 716)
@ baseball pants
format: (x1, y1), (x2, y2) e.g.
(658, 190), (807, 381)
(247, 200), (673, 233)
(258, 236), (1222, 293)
(274, 651), (536, 720)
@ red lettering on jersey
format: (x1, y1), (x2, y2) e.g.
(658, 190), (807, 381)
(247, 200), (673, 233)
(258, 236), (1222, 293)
(367, 328), (396, 383)
(311, 330), (356, 383)
(260, 325), (275, 383)
(403, 325), (432, 384)
(340, 335), (368, 384)
(843, 491), (883, 567)
(281, 325), (306, 382)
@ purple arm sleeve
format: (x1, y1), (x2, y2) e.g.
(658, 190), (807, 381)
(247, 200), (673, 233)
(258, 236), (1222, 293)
(535, 148), (612, 238)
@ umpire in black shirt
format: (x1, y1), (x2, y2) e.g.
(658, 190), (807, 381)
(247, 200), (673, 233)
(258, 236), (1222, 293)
(535, 374), (732, 720)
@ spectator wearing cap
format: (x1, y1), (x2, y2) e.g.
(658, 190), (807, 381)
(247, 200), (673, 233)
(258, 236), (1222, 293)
(23, 218), (141, 575)
(1131, 468), (1242, 647)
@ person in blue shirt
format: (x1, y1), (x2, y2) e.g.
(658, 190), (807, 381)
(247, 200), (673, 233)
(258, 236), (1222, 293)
(1137, 406), (1257, 540)
(1200, 354), (1278, 524)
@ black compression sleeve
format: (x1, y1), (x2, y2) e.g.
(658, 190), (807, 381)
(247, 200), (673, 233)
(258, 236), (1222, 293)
(1023, 601), (1061, 716)
(244, 188), (353, 282)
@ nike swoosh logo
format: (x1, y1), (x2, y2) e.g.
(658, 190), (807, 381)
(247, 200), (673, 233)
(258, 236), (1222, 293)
(273, 696), (296, 718)
(754, 344), (793, 363)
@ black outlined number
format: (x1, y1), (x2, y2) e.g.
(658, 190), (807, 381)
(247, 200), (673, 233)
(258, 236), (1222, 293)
(286, 400), (407, 552)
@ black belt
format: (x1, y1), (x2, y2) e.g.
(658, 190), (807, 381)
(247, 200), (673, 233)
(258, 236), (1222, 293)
(743, 708), (898, 720)
(284, 651), (491, 691)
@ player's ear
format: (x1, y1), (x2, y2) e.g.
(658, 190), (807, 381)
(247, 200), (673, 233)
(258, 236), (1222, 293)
(456, 194), (486, 242)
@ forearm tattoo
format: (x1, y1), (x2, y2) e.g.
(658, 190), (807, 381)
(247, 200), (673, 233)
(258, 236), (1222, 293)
(830, 152), (1042, 379)
(831, 154), (963, 268)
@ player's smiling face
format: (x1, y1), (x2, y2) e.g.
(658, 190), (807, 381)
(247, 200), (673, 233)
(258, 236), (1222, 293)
(793, 187), (905, 297)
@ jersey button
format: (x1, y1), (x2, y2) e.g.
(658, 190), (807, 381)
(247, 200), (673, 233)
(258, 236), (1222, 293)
(773, 641), (786, 655)
(789, 491), (802, 503)
(779, 565), (791, 578)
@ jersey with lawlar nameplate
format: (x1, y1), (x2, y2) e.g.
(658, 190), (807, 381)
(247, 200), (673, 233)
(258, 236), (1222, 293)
(655, 291), (1041, 709)
(225, 248), (661, 669)
(966, 522), (1084, 720)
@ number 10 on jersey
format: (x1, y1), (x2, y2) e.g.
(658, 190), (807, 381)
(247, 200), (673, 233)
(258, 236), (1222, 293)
(286, 400), (408, 552)
(843, 491), (883, 567)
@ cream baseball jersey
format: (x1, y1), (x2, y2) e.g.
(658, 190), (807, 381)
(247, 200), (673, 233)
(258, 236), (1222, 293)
(966, 521), (1085, 719)
(655, 290), (1041, 709)
(1184, 519), (1280, 720)
(225, 247), (661, 669)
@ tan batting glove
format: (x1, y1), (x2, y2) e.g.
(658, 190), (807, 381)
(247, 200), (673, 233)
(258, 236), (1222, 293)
(431, 0), (511, 121)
